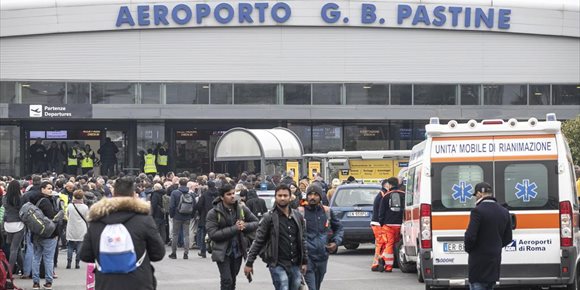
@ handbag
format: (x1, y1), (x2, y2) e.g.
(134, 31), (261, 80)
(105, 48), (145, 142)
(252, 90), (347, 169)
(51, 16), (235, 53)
(299, 275), (309, 290)
(72, 203), (87, 225)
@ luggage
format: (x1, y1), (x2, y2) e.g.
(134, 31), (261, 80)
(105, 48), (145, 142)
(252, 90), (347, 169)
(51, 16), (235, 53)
(0, 249), (21, 290)
(86, 263), (95, 290)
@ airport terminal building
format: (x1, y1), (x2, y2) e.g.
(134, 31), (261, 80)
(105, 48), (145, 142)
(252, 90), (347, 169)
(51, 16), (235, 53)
(0, 0), (578, 176)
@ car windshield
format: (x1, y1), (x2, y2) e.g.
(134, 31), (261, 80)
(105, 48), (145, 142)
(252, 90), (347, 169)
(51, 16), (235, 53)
(332, 188), (378, 207)
(259, 195), (276, 209)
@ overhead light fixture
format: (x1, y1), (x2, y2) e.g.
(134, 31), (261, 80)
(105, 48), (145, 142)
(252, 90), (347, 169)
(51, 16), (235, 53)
(534, 92), (543, 96)
(202, 85), (210, 89)
(22, 84), (30, 87)
(363, 84), (372, 89)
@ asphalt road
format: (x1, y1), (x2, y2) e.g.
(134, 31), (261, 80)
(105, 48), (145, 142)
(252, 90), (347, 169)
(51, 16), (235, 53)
(22, 244), (425, 290)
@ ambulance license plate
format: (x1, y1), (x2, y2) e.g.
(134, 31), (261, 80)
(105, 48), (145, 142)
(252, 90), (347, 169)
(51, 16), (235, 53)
(443, 242), (465, 253)
(347, 211), (369, 217)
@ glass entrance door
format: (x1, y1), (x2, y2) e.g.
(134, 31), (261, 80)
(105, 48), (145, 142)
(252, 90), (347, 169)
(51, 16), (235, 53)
(106, 131), (127, 175)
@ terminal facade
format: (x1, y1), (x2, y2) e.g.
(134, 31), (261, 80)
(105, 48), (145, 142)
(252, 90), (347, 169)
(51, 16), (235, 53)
(0, 0), (578, 176)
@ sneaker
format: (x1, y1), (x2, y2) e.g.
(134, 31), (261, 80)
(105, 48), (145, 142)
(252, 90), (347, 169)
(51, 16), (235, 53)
(183, 253), (188, 260)
(198, 252), (206, 258)
(378, 259), (385, 272)
(43, 282), (53, 290)
(384, 267), (393, 273)
(32, 283), (40, 290)
(75, 264), (80, 269)
(53, 272), (58, 279)
(371, 265), (379, 272)
(21, 275), (32, 279)
(168, 253), (177, 259)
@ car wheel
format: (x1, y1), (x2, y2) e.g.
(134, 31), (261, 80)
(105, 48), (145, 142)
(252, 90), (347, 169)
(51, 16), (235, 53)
(417, 250), (425, 283)
(396, 240), (417, 273)
(344, 243), (360, 250)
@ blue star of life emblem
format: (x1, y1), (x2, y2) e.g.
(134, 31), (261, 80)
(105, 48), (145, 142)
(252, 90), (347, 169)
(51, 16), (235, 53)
(515, 179), (538, 202)
(451, 181), (473, 204)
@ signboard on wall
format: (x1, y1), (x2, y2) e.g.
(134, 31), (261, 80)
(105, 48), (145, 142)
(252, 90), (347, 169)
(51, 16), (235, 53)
(308, 161), (321, 178)
(9, 104), (92, 119)
(339, 159), (408, 183)
(286, 161), (300, 183)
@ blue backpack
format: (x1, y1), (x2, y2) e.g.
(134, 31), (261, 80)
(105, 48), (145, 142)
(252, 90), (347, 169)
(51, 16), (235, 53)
(95, 224), (146, 274)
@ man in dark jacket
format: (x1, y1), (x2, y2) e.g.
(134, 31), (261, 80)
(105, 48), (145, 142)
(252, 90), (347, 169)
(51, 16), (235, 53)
(244, 184), (308, 290)
(464, 182), (512, 290)
(301, 184), (343, 290)
(206, 184), (259, 290)
(29, 138), (47, 174)
(195, 180), (218, 258)
(79, 177), (165, 290)
(245, 189), (268, 219)
(97, 137), (118, 177)
(30, 181), (61, 290)
(370, 179), (388, 271)
(168, 177), (195, 259)
(150, 183), (167, 243)
(377, 177), (404, 272)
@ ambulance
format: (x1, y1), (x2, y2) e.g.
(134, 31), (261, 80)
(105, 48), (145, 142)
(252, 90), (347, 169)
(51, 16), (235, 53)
(397, 114), (579, 289)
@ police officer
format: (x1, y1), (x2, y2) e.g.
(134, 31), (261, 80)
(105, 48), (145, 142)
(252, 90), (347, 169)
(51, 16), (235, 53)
(143, 148), (157, 175)
(464, 182), (512, 290)
(68, 142), (82, 176)
(156, 141), (169, 176)
(80, 144), (96, 175)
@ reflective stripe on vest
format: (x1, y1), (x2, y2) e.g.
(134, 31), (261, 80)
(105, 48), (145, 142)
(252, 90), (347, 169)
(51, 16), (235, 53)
(81, 150), (94, 168)
(68, 149), (78, 166)
(144, 154), (157, 173)
(157, 154), (168, 166)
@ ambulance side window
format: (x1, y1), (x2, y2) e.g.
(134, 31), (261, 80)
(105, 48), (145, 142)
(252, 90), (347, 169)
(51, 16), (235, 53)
(500, 163), (556, 209)
(406, 167), (415, 207)
(568, 162), (578, 209)
(439, 165), (483, 209)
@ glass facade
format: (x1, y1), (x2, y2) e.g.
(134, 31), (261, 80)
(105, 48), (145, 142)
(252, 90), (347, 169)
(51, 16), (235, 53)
(284, 84), (311, 105)
(414, 84), (457, 105)
(313, 84), (341, 105)
(210, 83), (233, 104)
(0, 82), (16, 103)
(529, 85), (550, 105)
(21, 82), (65, 104)
(141, 83), (162, 104)
(460, 85), (481, 105)
(344, 124), (389, 150)
(91, 83), (136, 104)
(234, 83), (278, 104)
(67, 83), (90, 104)
(166, 83), (209, 104)
(484, 84), (527, 105)
(345, 83), (388, 105)
(553, 85), (580, 105)
(390, 85), (412, 105)
(0, 125), (20, 176)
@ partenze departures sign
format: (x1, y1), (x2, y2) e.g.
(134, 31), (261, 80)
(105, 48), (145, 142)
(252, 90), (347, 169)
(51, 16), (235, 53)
(115, 3), (512, 30)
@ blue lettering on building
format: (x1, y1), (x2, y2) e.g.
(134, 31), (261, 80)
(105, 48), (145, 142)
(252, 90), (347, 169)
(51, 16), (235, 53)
(115, 3), (512, 30)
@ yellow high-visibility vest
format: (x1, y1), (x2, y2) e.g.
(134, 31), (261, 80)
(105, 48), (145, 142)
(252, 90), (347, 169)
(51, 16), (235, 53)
(68, 149), (78, 166)
(157, 152), (168, 166)
(144, 154), (157, 174)
(81, 150), (94, 168)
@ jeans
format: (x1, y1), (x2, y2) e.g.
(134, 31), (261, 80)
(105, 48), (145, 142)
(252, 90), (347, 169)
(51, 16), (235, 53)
(305, 258), (328, 290)
(216, 256), (242, 290)
(32, 237), (57, 284)
(67, 241), (82, 264)
(23, 230), (33, 277)
(172, 219), (190, 255)
(196, 225), (206, 254)
(269, 265), (302, 290)
(155, 218), (167, 243)
(470, 282), (495, 290)
(6, 229), (25, 273)
(101, 162), (114, 177)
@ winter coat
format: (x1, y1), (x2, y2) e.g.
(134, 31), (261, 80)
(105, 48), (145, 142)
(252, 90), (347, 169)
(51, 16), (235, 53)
(371, 189), (386, 225)
(246, 207), (308, 268)
(150, 189), (165, 221)
(79, 197), (165, 290)
(245, 190), (268, 219)
(169, 186), (195, 221)
(66, 202), (88, 241)
(29, 193), (60, 239)
(206, 198), (258, 263)
(301, 205), (344, 262)
(196, 187), (218, 226)
(378, 188), (404, 226)
(97, 141), (119, 164)
(464, 196), (512, 284)
(2, 195), (22, 223)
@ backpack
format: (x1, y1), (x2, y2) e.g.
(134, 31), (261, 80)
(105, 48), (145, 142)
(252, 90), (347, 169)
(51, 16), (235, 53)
(388, 190), (404, 212)
(161, 195), (171, 215)
(0, 249), (20, 290)
(95, 224), (146, 274)
(18, 199), (57, 238)
(177, 192), (194, 215)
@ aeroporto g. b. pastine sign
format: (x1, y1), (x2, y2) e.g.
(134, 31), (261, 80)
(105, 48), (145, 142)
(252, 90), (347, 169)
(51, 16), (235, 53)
(115, 2), (511, 30)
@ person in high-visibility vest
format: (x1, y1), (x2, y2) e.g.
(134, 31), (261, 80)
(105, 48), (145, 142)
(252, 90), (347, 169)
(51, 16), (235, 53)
(68, 142), (81, 176)
(80, 144), (96, 175)
(156, 141), (169, 176)
(144, 148), (157, 175)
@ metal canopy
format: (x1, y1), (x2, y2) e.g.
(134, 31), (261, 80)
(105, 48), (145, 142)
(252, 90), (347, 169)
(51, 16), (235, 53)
(214, 127), (304, 161)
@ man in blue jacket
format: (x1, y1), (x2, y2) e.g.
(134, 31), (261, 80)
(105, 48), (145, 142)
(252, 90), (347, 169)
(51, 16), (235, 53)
(300, 184), (343, 290)
(168, 177), (196, 259)
(464, 182), (512, 290)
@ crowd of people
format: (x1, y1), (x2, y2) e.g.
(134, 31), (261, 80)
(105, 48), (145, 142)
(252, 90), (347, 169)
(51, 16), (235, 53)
(0, 168), (352, 290)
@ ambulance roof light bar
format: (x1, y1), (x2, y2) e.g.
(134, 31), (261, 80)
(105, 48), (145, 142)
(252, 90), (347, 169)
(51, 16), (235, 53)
(546, 113), (557, 122)
(481, 119), (504, 125)
(430, 117), (440, 125)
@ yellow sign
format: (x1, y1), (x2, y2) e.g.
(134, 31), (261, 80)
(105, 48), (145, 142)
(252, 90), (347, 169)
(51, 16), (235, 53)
(308, 161), (321, 178)
(339, 159), (408, 184)
(286, 161), (299, 183)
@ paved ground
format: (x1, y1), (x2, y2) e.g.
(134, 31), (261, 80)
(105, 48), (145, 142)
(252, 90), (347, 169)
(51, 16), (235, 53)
(14, 244), (539, 290)
(14, 244), (427, 290)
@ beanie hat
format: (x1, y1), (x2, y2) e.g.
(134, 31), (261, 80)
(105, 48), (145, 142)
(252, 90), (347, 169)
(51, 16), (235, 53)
(306, 184), (324, 197)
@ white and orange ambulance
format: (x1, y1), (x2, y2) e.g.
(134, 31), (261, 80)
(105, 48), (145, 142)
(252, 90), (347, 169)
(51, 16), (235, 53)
(397, 114), (579, 289)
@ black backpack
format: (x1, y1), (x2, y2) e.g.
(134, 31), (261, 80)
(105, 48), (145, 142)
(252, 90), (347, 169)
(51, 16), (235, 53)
(388, 190), (405, 212)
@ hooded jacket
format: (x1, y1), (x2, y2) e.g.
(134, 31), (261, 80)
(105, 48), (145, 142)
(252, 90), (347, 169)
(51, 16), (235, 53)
(244, 190), (268, 219)
(196, 185), (218, 226)
(79, 197), (165, 290)
(301, 204), (344, 262)
(206, 198), (259, 263)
